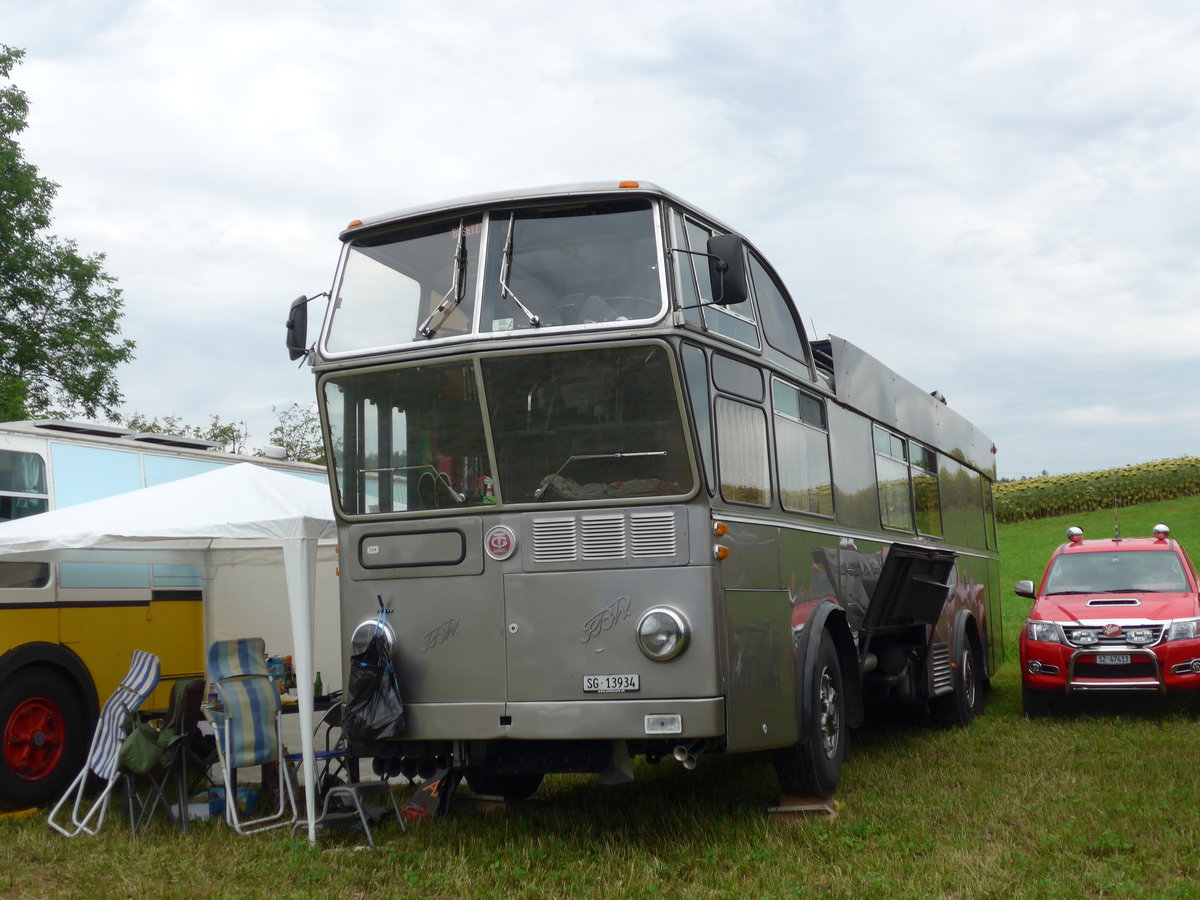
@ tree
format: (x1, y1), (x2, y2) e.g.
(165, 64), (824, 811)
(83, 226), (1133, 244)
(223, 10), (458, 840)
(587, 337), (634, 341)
(268, 402), (324, 464)
(1, 46), (135, 421)
(122, 412), (251, 455)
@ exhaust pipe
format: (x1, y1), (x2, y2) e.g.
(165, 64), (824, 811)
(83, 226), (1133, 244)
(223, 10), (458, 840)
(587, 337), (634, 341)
(672, 741), (704, 770)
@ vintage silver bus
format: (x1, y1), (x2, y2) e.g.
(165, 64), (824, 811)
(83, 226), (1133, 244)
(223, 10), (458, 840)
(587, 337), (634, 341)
(288, 180), (1001, 801)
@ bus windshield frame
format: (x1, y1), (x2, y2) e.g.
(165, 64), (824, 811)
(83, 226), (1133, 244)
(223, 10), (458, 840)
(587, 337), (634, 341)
(322, 197), (667, 356)
(320, 342), (696, 517)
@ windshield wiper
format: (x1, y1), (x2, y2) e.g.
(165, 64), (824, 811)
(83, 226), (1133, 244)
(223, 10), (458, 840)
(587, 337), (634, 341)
(533, 450), (666, 500)
(418, 220), (469, 338)
(497, 213), (541, 327)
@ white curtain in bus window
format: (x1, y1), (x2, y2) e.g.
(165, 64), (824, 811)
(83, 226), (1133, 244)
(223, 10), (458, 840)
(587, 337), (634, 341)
(772, 382), (833, 516)
(326, 216), (483, 352)
(715, 398), (771, 506)
(874, 426), (912, 531)
(0, 448), (48, 520)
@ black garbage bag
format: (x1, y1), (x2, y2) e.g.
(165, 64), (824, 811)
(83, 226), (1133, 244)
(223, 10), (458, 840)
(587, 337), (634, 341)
(344, 632), (406, 742)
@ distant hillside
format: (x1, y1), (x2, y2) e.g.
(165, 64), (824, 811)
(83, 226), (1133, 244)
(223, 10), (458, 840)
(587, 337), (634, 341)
(994, 456), (1200, 524)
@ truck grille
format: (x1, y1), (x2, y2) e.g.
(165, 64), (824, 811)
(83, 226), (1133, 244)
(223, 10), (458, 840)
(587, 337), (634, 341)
(1061, 624), (1164, 648)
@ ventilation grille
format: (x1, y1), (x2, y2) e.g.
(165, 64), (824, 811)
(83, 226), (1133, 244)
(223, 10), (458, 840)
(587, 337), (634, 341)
(929, 642), (953, 694)
(531, 510), (679, 564)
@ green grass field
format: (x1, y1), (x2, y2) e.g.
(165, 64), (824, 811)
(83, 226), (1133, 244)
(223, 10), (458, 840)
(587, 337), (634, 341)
(5, 498), (1200, 899)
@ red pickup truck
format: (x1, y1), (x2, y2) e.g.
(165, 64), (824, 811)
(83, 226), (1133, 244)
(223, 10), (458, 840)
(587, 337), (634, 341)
(1017, 525), (1200, 716)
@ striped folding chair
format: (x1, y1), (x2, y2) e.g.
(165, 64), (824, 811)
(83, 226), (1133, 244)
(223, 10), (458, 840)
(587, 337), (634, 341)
(47, 649), (161, 837)
(206, 638), (296, 834)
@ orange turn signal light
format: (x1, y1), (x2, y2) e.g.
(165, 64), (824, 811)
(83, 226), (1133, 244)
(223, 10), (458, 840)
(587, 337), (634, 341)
(618, 181), (640, 189)
(713, 521), (729, 536)
(713, 545), (730, 560)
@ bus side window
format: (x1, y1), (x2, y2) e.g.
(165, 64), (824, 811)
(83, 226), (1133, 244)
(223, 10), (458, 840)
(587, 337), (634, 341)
(748, 252), (812, 375)
(0, 561), (50, 589)
(715, 397), (771, 507)
(0, 449), (49, 521)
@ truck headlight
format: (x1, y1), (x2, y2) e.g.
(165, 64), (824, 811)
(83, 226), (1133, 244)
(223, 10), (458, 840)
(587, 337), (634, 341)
(1026, 620), (1062, 644)
(636, 607), (689, 661)
(1167, 619), (1200, 641)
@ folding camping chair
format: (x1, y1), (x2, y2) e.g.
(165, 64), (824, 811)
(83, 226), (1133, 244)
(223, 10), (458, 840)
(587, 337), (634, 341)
(206, 637), (297, 834)
(48, 649), (161, 837)
(126, 678), (214, 835)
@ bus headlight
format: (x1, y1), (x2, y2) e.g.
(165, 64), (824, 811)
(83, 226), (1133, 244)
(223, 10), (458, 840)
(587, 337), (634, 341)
(636, 607), (689, 661)
(350, 619), (396, 654)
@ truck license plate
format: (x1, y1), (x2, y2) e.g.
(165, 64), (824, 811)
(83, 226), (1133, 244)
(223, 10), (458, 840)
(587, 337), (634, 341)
(1097, 654), (1131, 665)
(583, 674), (640, 693)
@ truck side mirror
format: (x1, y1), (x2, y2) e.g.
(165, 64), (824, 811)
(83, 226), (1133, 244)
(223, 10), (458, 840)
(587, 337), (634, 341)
(1014, 580), (1035, 598)
(706, 233), (749, 306)
(286, 295), (309, 361)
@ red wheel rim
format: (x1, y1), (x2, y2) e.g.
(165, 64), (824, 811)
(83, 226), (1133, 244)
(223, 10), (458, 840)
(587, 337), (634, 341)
(3, 697), (66, 781)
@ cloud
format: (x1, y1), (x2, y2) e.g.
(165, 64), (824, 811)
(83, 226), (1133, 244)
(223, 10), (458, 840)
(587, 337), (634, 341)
(5, 0), (1200, 477)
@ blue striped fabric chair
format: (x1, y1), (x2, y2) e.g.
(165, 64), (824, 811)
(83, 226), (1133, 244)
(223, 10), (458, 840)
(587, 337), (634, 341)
(206, 638), (296, 834)
(48, 649), (161, 837)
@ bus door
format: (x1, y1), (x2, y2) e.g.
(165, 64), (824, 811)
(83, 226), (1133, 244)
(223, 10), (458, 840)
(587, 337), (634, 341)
(348, 517), (510, 737)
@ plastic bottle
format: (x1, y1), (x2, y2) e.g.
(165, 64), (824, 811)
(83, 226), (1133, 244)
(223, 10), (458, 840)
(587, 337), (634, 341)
(314, 671), (323, 698)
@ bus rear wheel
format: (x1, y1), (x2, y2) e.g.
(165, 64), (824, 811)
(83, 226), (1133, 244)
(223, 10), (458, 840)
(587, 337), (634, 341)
(464, 772), (544, 801)
(933, 639), (986, 727)
(0, 667), (88, 810)
(773, 635), (845, 798)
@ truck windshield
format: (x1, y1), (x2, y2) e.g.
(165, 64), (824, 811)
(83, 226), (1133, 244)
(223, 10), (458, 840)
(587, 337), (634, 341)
(322, 344), (693, 515)
(323, 198), (663, 354)
(1044, 551), (1190, 594)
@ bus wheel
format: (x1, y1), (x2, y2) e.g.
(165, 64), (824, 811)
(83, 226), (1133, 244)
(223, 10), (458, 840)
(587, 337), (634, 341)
(933, 639), (986, 727)
(464, 772), (544, 801)
(0, 667), (88, 810)
(773, 635), (845, 798)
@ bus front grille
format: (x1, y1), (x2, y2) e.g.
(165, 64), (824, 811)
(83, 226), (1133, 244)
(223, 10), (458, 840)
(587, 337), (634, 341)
(531, 509), (680, 564)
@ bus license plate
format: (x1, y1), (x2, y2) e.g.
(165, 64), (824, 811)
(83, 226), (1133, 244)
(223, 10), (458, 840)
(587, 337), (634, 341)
(1097, 655), (1131, 665)
(583, 674), (640, 693)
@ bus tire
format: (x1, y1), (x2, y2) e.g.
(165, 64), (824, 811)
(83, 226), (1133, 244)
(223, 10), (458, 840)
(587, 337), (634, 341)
(464, 771), (544, 801)
(933, 637), (985, 727)
(773, 634), (845, 798)
(0, 666), (89, 810)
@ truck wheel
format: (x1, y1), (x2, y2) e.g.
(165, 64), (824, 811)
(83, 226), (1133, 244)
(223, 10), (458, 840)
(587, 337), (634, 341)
(773, 634), (845, 798)
(933, 639), (986, 727)
(464, 772), (544, 801)
(1022, 686), (1055, 718)
(0, 667), (90, 810)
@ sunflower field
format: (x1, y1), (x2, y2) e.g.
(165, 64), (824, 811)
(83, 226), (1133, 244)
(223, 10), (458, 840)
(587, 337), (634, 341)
(994, 456), (1200, 523)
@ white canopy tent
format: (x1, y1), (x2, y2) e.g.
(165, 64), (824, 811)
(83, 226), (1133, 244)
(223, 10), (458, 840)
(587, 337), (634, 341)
(0, 462), (336, 842)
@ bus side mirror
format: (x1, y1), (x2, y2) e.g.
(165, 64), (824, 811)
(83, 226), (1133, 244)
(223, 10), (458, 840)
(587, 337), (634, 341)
(706, 233), (749, 306)
(286, 295), (309, 361)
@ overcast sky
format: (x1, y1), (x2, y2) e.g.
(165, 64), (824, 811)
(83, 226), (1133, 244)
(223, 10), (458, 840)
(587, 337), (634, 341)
(4, 0), (1199, 479)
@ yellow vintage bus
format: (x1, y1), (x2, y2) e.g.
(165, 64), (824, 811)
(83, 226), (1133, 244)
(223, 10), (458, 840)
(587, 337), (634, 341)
(0, 419), (326, 810)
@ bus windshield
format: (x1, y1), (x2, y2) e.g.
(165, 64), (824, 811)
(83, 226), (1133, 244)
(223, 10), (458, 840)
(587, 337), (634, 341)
(322, 344), (693, 514)
(324, 198), (664, 354)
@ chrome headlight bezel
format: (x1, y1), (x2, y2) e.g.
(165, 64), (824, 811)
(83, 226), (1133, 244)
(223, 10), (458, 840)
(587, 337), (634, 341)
(350, 619), (396, 655)
(636, 607), (689, 661)
(1167, 618), (1200, 642)
(1026, 620), (1062, 644)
